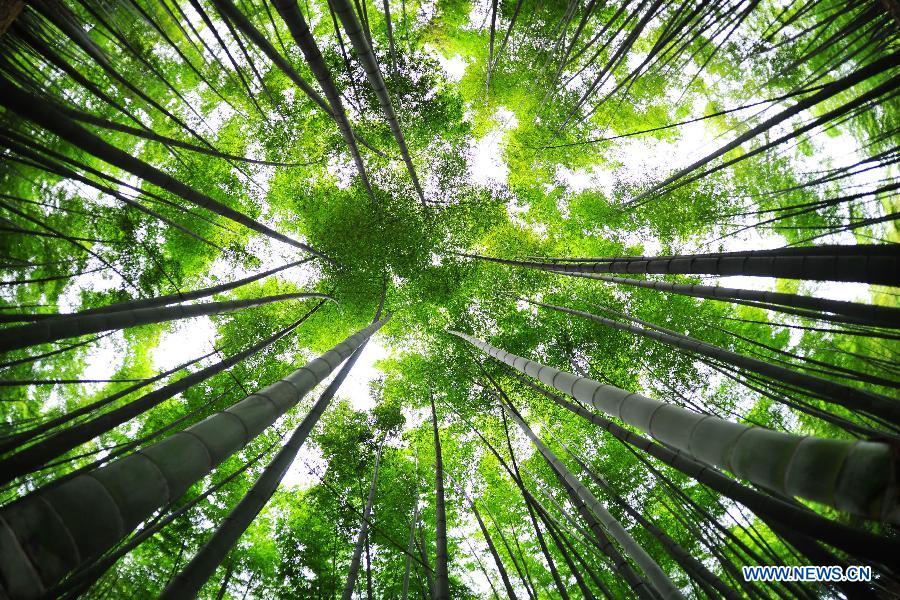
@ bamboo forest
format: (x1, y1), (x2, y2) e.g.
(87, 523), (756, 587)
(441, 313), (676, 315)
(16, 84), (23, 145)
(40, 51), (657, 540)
(1, 0), (899, 597)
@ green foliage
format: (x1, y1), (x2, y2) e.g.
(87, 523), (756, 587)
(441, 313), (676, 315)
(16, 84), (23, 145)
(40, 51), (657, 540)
(1, 0), (897, 597)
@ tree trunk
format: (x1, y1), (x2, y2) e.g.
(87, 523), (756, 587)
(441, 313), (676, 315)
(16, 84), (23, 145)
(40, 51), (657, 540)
(80, 260), (310, 317)
(214, 562), (234, 600)
(0, 130), (233, 250)
(529, 299), (900, 424)
(500, 401), (684, 599)
(459, 243), (900, 286)
(429, 392), (450, 600)
(11, 21), (147, 135)
(548, 455), (657, 600)
(46, 439), (279, 600)
(565, 444), (741, 599)
(259, 0), (375, 199)
(538, 492), (616, 600)
(457, 402), (651, 600)
(0, 318), (387, 599)
(31, 0), (214, 148)
(382, 0), (398, 76)
(492, 0), (524, 76)
(0, 191), (135, 289)
(0, 76), (332, 261)
(161, 308), (387, 598)
(561, 271), (900, 329)
(342, 443), (385, 600)
(486, 0), (497, 94)
(450, 331), (899, 523)
(484, 506), (536, 600)
(497, 407), (570, 600)
(765, 519), (880, 600)
(511, 370), (900, 568)
(532, 502), (596, 600)
(206, 0), (329, 113)
(329, 0), (425, 205)
(631, 49), (900, 203)
(0, 346), (244, 484)
(416, 525), (435, 598)
(456, 486), (517, 599)
(0, 350), (212, 457)
(365, 529), (375, 600)
(0, 293), (332, 351)
(60, 104), (306, 166)
(0, 291), (329, 352)
(0, 332), (109, 370)
(240, 573), (257, 600)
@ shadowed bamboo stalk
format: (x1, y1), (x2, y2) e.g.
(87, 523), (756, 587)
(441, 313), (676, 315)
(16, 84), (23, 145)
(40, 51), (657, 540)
(629, 49), (900, 204)
(0, 352), (233, 480)
(526, 491), (603, 599)
(29, 0), (218, 150)
(58, 105), (308, 166)
(416, 523), (435, 598)
(547, 513), (616, 599)
(557, 470), (657, 599)
(522, 493), (594, 599)
(210, 0), (375, 200)
(0, 76), (333, 261)
(0, 318), (386, 599)
(46, 438), (281, 600)
(382, 0), (398, 76)
(510, 371), (900, 569)
(203, 0), (327, 113)
(485, 501), (536, 599)
(765, 518), (881, 599)
(458, 244), (900, 286)
(161, 312), (388, 598)
(329, 0), (426, 205)
(342, 443), (385, 600)
(430, 391), (451, 600)
(267, 0), (375, 200)
(490, 404), (586, 599)
(557, 271), (900, 328)
(532, 481), (620, 599)
(76, 259), (312, 317)
(496, 403), (570, 600)
(0, 0), (23, 36)
(0, 348), (219, 456)
(559, 440), (742, 599)
(448, 396), (654, 600)
(479, 398), (569, 600)
(0, 292), (330, 352)
(500, 401), (684, 600)
(452, 481), (518, 599)
(526, 298), (900, 424)
(449, 330), (900, 522)
(401, 493), (419, 600)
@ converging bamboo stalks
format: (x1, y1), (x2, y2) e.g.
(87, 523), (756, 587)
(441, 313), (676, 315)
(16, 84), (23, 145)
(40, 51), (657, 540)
(0, 0), (897, 597)
(449, 330), (900, 523)
(0, 318), (386, 598)
(0, 292), (331, 352)
(163, 311), (388, 598)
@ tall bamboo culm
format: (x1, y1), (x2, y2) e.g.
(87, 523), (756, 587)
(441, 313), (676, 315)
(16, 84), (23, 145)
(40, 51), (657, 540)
(0, 319), (387, 600)
(449, 330), (899, 522)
